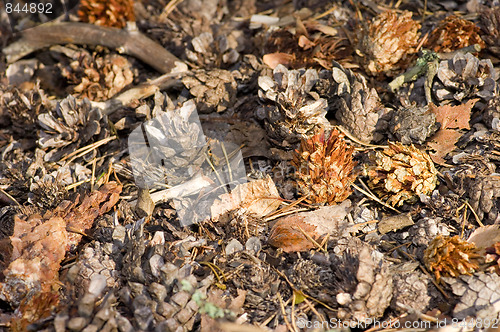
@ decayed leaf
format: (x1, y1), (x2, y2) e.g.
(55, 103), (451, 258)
(427, 99), (477, 164)
(0, 182), (122, 310)
(268, 200), (351, 252)
(262, 52), (294, 69)
(210, 175), (281, 221)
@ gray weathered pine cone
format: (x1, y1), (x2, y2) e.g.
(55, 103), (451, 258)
(329, 62), (389, 143)
(483, 95), (500, 132)
(185, 31), (242, 68)
(0, 83), (48, 138)
(433, 52), (498, 104)
(257, 64), (331, 148)
(389, 104), (439, 145)
(443, 273), (500, 320)
(130, 94), (207, 189)
(288, 237), (393, 326)
(54, 275), (133, 332)
(229, 252), (282, 323)
(462, 174), (500, 224)
(182, 69), (238, 113)
(390, 262), (444, 314)
(37, 95), (108, 162)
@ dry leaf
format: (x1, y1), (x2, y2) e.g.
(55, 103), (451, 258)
(268, 200), (351, 252)
(210, 175), (281, 221)
(262, 52), (295, 69)
(467, 225), (500, 255)
(427, 99), (477, 164)
(0, 182), (122, 310)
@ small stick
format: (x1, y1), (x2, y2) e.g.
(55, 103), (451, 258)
(351, 182), (401, 213)
(3, 22), (188, 74)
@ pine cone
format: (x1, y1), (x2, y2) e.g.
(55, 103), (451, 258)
(389, 104), (439, 145)
(424, 235), (482, 282)
(37, 95), (109, 162)
(462, 174), (500, 224)
(186, 31), (242, 68)
(292, 128), (356, 205)
(408, 218), (451, 248)
(367, 142), (438, 207)
(61, 50), (134, 101)
(257, 65), (330, 148)
(358, 10), (420, 76)
(329, 62), (388, 143)
(129, 96), (207, 189)
(443, 273), (500, 320)
(483, 95), (500, 131)
(0, 83), (48, 138)
(485, 242), (500, 274)
(391, 263), (444, 314)
(182, 69), (237, 113)
(420, 190), (462, 222)
(433, 52), (498, 103)
(480, 6), (500, 56)
(425, 15), (485, 53)
(78, 0), (135, 28)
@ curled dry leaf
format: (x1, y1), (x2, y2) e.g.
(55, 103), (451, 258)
(467, 225), (500, 256)
(427, 99), (476, 164)
(0, 182), (122, 309)
(268, 199), (351, 252)
(210, 175), (281, 221)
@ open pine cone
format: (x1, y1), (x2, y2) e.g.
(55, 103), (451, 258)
(367, 142), (438, 207)
(425, 15), (485, 53)
(78, 0), (135, 28)
(433, 52), (498, 103)
(480, 6), (500, 56)
(37, 95), (109, 162)
(324, 62), (388, 143)
(257, 64), (330, 148)
(424, 235), (482, 282)
(358, 10), (420, 76)
(61, 50), (134, 102)
(292, 128), (356, 205)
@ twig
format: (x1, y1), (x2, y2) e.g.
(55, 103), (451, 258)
(3, 22), (188, 74)
(277, 292), (296, 332)
(0, 187), (21, 207)
(465, 200), (484, 228)
(335, 125), (388, 149)
(293, 224), (327, 253)
(351, 182), (401, 213)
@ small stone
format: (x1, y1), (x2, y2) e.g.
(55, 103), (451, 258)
(175, 307), (195, 324)
(149, 254), (165, 278)
(337, 293), (352, 305)
(54, 313), (69, 332)
(245, 237), (262, 253)
(134, 306), (154, 330)
(225, 239), (243, 255)
(157, 302), (178, 318)
(116, 313), (134, 332)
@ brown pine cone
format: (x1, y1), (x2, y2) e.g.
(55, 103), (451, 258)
(443, 273), (500, 320)
(480, 6), (500, 56)
(433, 52), (498, 103)
(61, 51), (134, 102)
(424, 235), (482, 282)
(358, 10), (420, 76)
(292, 128), (356, 205)
(367, 142), (438, 207)
(425, 15), (485, 53)
(78, 0), (135, 28)
(182, 69), (238, 113)
(257, 65), (330, 148)
(186, 31), (243, 68)
(462, 174), (500, 224)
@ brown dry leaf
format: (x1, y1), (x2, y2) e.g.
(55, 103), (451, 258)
(262, 52), (295, 69)
(467, 225), (500, 255)
(427, 99), (477, 164)
(210, 175), (281, 221)
(0, 182), (122, 311)
(268, 200), (351, 252)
